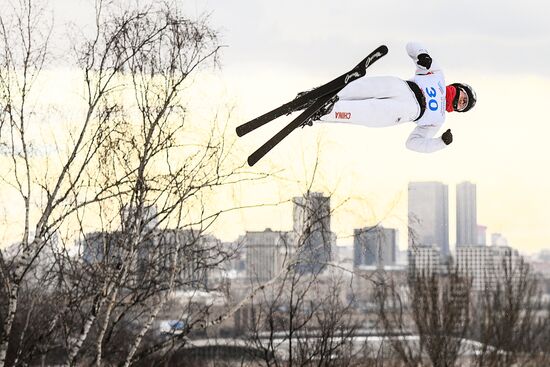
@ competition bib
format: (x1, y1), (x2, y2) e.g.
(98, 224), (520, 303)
(414, 73), (446, 127)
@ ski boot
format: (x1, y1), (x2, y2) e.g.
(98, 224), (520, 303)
(301, 94), (339, 128)
(287, 87), (320, 115)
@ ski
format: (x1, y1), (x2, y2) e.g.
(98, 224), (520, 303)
(247, 92), (337, 167)
(236, 45), (388, 137)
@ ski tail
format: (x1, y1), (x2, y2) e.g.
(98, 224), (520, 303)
(247, 92), (337, 166)
(236, 79), (340, 137)
(236, 45), (388, 137)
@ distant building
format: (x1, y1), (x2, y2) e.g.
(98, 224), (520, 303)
(244, 229), (292, 283)
(155, 229), (214, 290)
(293, 192), (334, 274)
(225, 241), (246, 273)
(81, 231), (126, 265)
(353, 226), (397, 267)
(456, 244), (523, 291)
(456, 182), (478, 246)
(408, 182), (449, 258)
(477, 225), (487, 246)
(456, 245), (494, 291)
(408, 245), (441, 276)
(82, 228), (214, 290)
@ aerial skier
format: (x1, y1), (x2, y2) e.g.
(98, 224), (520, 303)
(307, 42), (477, 153)
(237, 42), (477, 165)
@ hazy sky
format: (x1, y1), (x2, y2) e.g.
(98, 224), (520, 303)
(187, 0), (550, 253)
(5, 0), (550, 254)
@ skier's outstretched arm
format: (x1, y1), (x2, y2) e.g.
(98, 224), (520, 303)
(405, 125), (450, 153)
(406, 42), (442, 75)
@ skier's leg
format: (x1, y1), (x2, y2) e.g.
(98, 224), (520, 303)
(319, 90), (419, 127)
(318, 77), (420, 126)
(337, 76), (406, 101)
(318, 99), (405, 126)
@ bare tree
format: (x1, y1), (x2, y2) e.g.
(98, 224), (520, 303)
(376, 263), (472, 367)
(235, 188), (380, 367)
(375, 276), (423, 367)
(412, 268), (471, 367)
(0, 1), (255, 365)
(528, 296), (550, 366)
(244, 254), (364, 367)
(0, 1), (55, 364)
(470, 258), (542, 367)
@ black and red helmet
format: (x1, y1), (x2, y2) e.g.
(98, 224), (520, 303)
(450, 83), (477, 112)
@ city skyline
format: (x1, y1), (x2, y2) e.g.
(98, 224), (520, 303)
(2, 179), (538, 258)
(217, 180), (540, 258)
(354, 226), (397, 267)
(73, 182), (539, 260)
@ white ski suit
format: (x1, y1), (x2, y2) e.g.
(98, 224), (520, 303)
(319, 42), (448, 153)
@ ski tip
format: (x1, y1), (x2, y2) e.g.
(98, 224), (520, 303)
(247, 155), (258, 167)
(236, 126), (245, 137)
(378, 45), (389, 54)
